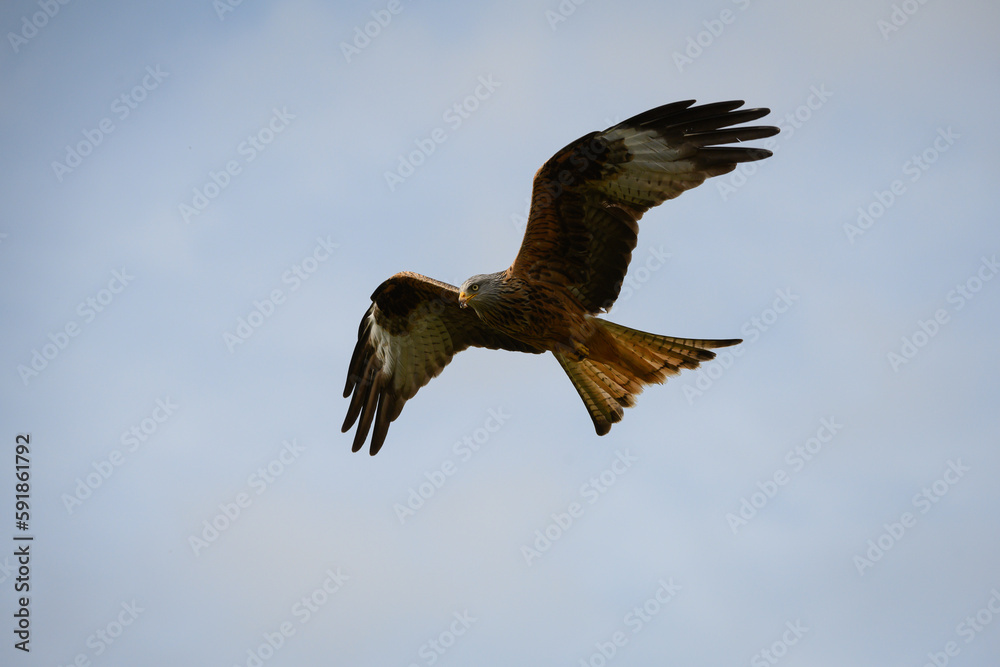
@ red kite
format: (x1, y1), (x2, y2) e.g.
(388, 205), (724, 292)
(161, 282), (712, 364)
(344, 100), (777, 454)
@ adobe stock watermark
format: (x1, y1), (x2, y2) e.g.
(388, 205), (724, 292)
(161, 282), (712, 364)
(844, 127), (958, 244)
(407, 611), (477, 667)
(508, 195), (532, 232)
(612, 246), (672, 307)
(887, 254), (997, 372)
(853, 459), (970, 576)
(340, 0), (409, 62)
(16, 267), (134, 386)
(0, 556), (16, 585)
(877, 0), (934, 40)
(233, 567), (350, 667)
(383, 74), (501, 192)
(58, 600), (145, 666)
(507, 116), (620, 233)
(223, 236), (338, 352)
(188, 439), (306, 557)
(179, 107), (295, 223)
(920, 587), (1000, 667)
(673, 0), (754, 73)
(751, 620), (809, 667)
(682, 288), (798, 404)
(717, 84), (832, 201)
(51, 66), (169, 182)
(393, 407), (511, 524)
(577, 578), (681, 667)
(7, 0), (72, 54)
(726, 416), (844, 535)
(544, 0), (592, 31)
(521, 449), (638, 566)
(61, 397), (179, 515)
(213, 0), (246, 21)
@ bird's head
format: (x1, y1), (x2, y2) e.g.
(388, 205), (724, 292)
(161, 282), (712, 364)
(458, 272), (503, 311)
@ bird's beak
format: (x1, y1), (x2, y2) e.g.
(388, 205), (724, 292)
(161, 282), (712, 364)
(458, 292), (471, 308)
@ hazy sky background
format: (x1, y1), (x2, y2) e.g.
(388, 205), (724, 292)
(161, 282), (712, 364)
(2, 1), (999, 665)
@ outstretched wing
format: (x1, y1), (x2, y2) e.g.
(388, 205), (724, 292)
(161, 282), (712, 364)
(342, 271), (543, 455)
(510, 100), (778, 313)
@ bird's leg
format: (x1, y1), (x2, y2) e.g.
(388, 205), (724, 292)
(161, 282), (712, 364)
(551, 336), (590, 361)
(569, 339), (590, 361)
(566, 315), (603, 361)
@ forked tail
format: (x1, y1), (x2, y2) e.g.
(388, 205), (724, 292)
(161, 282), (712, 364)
(554, 319), (739, 435)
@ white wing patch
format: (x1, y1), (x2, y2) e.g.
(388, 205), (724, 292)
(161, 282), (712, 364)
(370, 308), (457, 401)
(596, 127), (709, 205)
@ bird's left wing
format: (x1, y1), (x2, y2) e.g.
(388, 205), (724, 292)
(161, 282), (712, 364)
(342, 271), (542, 455)
(509, 100), (779, 314)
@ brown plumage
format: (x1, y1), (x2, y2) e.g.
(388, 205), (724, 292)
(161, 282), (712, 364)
(343, 100), (778, 454)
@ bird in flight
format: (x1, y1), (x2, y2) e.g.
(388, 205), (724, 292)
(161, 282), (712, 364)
(343, 100), (778, 454)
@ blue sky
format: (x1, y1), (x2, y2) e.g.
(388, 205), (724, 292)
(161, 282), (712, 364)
(2, 1), (999, 665)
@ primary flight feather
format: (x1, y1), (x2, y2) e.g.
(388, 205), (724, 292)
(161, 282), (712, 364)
(344, 100), (778, 454)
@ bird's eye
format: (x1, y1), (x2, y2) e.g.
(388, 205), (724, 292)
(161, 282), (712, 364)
(470, 284), (479, 292)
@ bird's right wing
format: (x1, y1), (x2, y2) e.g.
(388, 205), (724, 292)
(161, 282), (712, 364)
(342, 271), (542, 455)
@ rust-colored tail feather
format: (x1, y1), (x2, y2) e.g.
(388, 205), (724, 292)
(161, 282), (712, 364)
(555, 319), (739, 435)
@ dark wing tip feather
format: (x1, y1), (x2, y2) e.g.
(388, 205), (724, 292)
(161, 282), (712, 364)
(675, 107), (772, 132)
(348, 367), (382, 452)
(610, 100), (779, 158)
(341, 387), (363, 433)
(342, 337), (369, 398)
(368, 392), (395, 456)
(613, 99), (755, 131)
(696, 146), (774, 164)
(705, 338), (743, 348)
(615, 99), (698, 128)
(685, 125), (780, 147)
